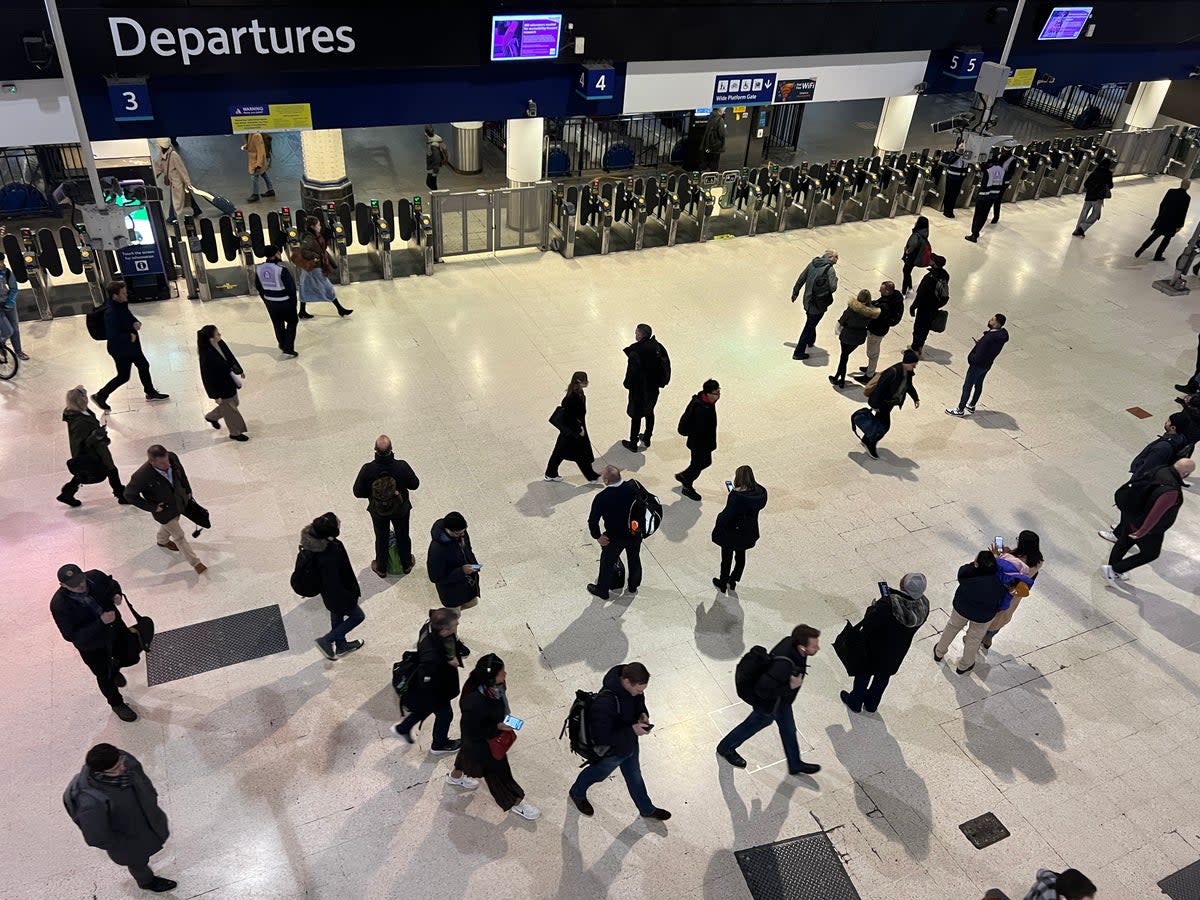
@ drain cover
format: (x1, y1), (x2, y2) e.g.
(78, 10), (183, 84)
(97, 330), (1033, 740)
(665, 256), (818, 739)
(959, 812), (1010, 849)
(1159, 859), (1200, 899)
(735, 830), (861, 900)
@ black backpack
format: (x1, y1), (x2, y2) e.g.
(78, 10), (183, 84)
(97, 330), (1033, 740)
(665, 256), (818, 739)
(560, 688), (615, 766)
(734, 645), (775, 706)
(392, 650), (420, 712)
(368, 474), (407, 517)
(85, 304), (108, 341)
(626, 480), (663, 539)
(63, 778), (109, 828)
(289, 548), (321, 597)
(651, 342), (671, 388)
(811, 268), (834, 309)
(882, 297), (904, 328)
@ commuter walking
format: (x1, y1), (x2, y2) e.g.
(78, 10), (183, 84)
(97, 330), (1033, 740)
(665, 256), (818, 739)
(992, 152), (1017, 223)
(0, 251), (28, 359)
(448, 654), (540, 820)
(940, 140), (969, 217)
(716, 625), (822, 775)
(427, 512), (481, 610)
(675, 378), (720, 501)
(946, 314), (1009, 417)
(303, 512), (365, 659)
(790, 250), (838, 359)
(124, 445), (207, 573)
(1021, 868), (1097, 900)
(1100, 459), (1194, 582)
(50, 564), (139, 722)
(982, 530), (1043, 650)
(829, 289), (881, 388)
(839, 574), (928, 713)
(545, 371), (600, 483)
(197, 325), (248, 441)
(242, 131), (275, 203)
(1072, 157), (1113, 237)
(853, 281), (903, 384)
(856, 350), (920, 459)
(254, 244), (299, 357)
(1128, 414), (1193, 479)
(933, 551), (1011, 674)
(298, 216), (352, 318)
(91, 281), (169, 411)
(900, 215), (930, 295)
(587, 465), (642, 600)
(1173, 333), (1200, 395)
(392, 608), (466, 753)
(154, 138), (199, 224)
(621, 324), (671, 452)
(702, 108), (726, 171)
(63, 744), (175, 892)
(964, 157), (1005, 242)
(1135, 179), (1191, 260)
(711, 465), (767, 593)
(425, 126), (448, 191)
(909, 254), (949, 357)
(353, 434), (420, 577)
(57, 386), (128, 508)
(569, 662), (671, 820)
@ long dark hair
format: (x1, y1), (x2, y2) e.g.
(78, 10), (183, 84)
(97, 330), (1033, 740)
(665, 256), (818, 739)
(565, 371), (588, 397)
(196, 324), (218, 354)
(305, 215), (326, 246)
(1014, 530), (1043, 568)
(461, 653), (505, 697)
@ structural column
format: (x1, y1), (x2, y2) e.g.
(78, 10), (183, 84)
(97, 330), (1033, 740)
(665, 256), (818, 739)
(873, 95), (918, 155)
(1125, 80), (1171, 130)
(300, 129), (354, 211)
(452, 122), (483, 175)
(506, 117), (544, 186)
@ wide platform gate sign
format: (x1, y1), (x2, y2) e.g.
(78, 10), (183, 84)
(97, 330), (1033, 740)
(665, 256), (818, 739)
(713, 73), (777, 106)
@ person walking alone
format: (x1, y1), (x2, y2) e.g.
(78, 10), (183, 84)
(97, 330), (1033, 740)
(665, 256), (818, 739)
(91, 281), (169, 411)
(900, 216), (930, 295)
(853, 281), (903, 385)
(425, 126), (448, 191)
(298, 216), (352, 318)
(0, 251), (28, 360)
(57, 386), (128, 508)
(829, 289), (881, 388)
(242, 131), (275, 203)
(392, 608), (466, 753)
(1100, 459), (1195, 582)
(197, 325), (248, 441)
(303, 512), (366, 660)
(621, 324), (671, 452)
(675, 378), (720, 501)
(840, 574), (928, 713)
(154, 138), (199, 224)
(586, 465), (642, 600)
(790, 250), (838, 359)
(353, 434), (420, 577)
(254, 244), (299, 357)
(1136, 179), (1191, 260)
(964, 156), (1005, 243)
(711, 465), (768, 593)
(946, 314), (1009, 417)
(856, 351), (920, 460)
(124, 445), (207, 573)
(933, 551), (1010, 675)
(909, 254), (949, 357)
(1072, 157), (1113, 237)
(545, 371), (600, 483)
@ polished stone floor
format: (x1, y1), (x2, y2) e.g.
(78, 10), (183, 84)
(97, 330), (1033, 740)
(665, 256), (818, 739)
(4, 175), (1199, 900)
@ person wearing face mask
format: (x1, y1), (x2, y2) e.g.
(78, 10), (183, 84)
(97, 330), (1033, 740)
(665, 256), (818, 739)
(64, 744), (175, 892)
(427, 511), (481, 610)
(447, 654), (540, 820)
(302, 512), (365, 660)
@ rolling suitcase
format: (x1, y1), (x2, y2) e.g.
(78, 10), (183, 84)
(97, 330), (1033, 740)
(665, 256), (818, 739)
(191, 187), (237, 216)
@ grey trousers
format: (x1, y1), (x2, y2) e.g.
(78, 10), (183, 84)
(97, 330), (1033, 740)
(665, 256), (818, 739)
(935, 609), (989, 670)
(205, 393), (247, 436)
(1077, 198), (1104, 233)
(864, 333), (884, 376)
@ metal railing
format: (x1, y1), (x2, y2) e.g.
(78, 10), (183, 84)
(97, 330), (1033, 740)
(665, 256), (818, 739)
(546, 114), (691, 178)
(0, 143), (85, 218)
(1019, 83), (1127, 128)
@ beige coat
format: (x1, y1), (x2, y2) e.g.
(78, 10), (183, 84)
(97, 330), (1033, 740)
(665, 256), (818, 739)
(154, 147), (193, 212)
(243, 133), (267, 175)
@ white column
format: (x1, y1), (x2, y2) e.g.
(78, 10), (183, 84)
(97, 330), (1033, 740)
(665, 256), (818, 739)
(452, 121), (483, 175)
(1125, 80), (1171, 130)
(300, 128), (353, 210)
(506, 117), (544, 185)
(873, 95), (918, 154)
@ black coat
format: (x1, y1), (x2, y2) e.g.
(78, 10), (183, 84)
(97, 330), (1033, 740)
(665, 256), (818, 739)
(857, 590), (929, 676)
(911, 268), (949, 319)
(405, 629), (467, 716)
(589, 664), (649, 758)
(64, 409), (116, 476)
(678, 393), (718, 452)
(456, 685), (506, 773)
(868, 290), (904, 337)
(65, 753), (169, 867)
(551, 390), (594, 464)
(749, 636), (809, 712)
(309, 535), (361, 615)
(352, 452), (420, 513)
(952, 563), (1009, 622)
(1082, 166), (1113, 202)
(50, 569), (124, 652)
(124, 453), (193, 523)
(427, 519), (480, 608)
(711, 484), (768, 550)
(103, 301), (141, 360)
(869, 363), (919, 411)
(624, 337), (670, 417)
(198, 340), (244, 401)
(1153, 187), (1191, 233)
(588, 479), (637, 541)
(1130, 432), (1192, 477)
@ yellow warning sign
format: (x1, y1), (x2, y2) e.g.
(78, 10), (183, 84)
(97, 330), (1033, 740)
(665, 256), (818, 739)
(230, 103), (313, 134)
(1006, 68), (1037, 91)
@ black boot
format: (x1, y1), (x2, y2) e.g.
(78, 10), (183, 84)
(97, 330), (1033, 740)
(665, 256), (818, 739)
(335, 300), (354, 317)
(298, 303), (314, 319)
(262, 189), (276, 198)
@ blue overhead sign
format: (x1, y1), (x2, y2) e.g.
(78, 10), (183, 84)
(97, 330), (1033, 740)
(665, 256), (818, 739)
(229, 105), (267, 117)
(713, 73), (776, 107)
(108, 81), (153, 122)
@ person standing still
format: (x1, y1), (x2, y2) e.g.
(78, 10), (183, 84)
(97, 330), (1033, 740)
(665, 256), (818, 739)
(242, 131), (275, 203)
(900, 216), (930, 295)
(197, 325), (248, 441)
(254, 244), (299, 357)
(854, 281), (903, 384)
(427, 512), (482, 610)
(711, 465), (768, 593)
(586, 465), (643, 600)
(0, 251), (28, 359)
(91, 281), (169, 411)
(946, 314), (1009, 417)
(840, 575), (928, 713)
(830, 289), (881, 388)
(1072, 157), (1113, 237)
(124, 444), (207, 573)
(940, 140), (969, 218)
(304, 512), (366, 660)
(64, 744), (176, 893)
(791, 250), (839, 359)
(425, 126), (448, 191)
(352, 434), (420, 578)
(933, 551), (1010, 675)
(675, 379), (720, 501)
(1135, 178), (1191, 260)
(621, 324), (671, 452)
(702, 108), (726, 171)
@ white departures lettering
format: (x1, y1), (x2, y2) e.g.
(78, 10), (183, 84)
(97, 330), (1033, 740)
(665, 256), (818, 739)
(107, 16), (357, 65)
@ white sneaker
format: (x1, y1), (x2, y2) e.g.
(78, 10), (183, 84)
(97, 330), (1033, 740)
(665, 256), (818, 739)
(446, 773), (479, 790)
(510, 800), (540, 820)
(964, 406), (976, 414)
(1101, 565), (1128, 582)
(1097, 530), (1118, 544)
(945, 407), (965, 417)
(543, 475), (563, 482)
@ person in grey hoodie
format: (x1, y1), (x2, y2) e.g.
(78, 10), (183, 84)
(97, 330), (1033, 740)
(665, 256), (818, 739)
(839, 574), (929, 713)
(63, 744), (175, 892)
(790, 250), (839, 360)
(946, 314), (1009, 417)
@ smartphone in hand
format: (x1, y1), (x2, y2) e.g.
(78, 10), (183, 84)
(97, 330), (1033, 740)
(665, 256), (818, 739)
(725, 480), (734, 492)
(503, 715), (523, 730)
(878, 581), (890, 599)
(471, 563), (483, 571)
(995, 536), (1004, 552)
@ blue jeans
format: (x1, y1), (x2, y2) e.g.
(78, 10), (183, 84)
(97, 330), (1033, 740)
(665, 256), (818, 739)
(251, 172), (273, 195)
(570, 743), (655, 815)
(958, 365), (989, 410)
(0, 306), (20, 353)
(717, 702), (802, 772)
(795, 309), (825, 355)
(397, 702), (452, 747)
(322, 606), (364, 650)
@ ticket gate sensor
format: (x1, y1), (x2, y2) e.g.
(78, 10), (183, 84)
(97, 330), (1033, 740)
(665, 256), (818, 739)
(775, 177), (794, 233)
(233, 211), (255, 285)
(1036, 150), (1071, 198)
(550, 183), (578, 259)
(366, 199), (395, 279)
(184, 215), (211, 301)
(632, 196), (648, 250)
(169, 218), (200, 301)
(745, 180), (765, 236)
(57, 223), (106, 308)
(18, 229), (52, 320)
(1063, 148), (1094, 195)
(856, 170), (884, 222)
(417, 213), (434, 275)
(898, 163), (931, 214)
(1015, 153), (1049, 202)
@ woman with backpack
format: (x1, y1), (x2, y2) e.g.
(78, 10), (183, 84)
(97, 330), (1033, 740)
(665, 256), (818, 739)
(392, 608), (467, 753)
(544, 371), (600, 483)
(447, 653), (540, 820)
(829, 289), (881, 388)
(57, 385), (128, 508)
(711, 465), (768, 593)
(900, 216), (930, 295)
(302, 512), (366, 660)
(297, 216), (352, 319)
(909, 253), (949, 357)
(982, 530), (1044, 650)
(196, 325), (248, 441)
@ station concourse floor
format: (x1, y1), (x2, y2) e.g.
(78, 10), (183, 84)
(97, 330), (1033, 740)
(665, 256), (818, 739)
(3, 176), (1200, 900)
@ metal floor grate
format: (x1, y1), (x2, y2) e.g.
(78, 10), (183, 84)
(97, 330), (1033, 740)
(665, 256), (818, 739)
(1159, 860), (1200, 900)
(735, 830), (861, 900)
(959, 812), (1011, 849)
(145, 605), (289, 686)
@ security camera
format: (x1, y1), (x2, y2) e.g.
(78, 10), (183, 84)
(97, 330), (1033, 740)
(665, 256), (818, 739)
(914, 82), (928, 94)
(525, 99), (538, 118)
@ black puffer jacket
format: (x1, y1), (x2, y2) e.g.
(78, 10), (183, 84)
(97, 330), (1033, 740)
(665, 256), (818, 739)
(299, 525), (361, 615)
(711, 484), (768, 550)
(426, 518), (479, 608)
(678, 392), (718, 452)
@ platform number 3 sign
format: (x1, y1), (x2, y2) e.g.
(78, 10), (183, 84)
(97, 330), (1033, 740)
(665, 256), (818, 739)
(577, 65), (615, 101)
(108, 80), (154, 123)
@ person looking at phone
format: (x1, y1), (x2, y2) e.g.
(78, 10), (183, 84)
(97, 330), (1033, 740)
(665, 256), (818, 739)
(711, 465), (768, 593)
(392, 608), (467, 753)
(839, 575), (928, 713)
(427, 511), (481, 610)
(569, 662), (671, 820)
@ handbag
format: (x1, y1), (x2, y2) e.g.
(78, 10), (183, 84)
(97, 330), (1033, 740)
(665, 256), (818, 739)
(833, 618), (867, 676)
(487, 730), (516, 760)
(124, 597), (156, 652)
(930, 309), (949, 333)
(548, 405), (568, 433)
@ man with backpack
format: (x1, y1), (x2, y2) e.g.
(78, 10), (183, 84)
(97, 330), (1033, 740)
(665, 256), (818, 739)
(91, 281), (169, 411)
(790, 250), (838, 360)
(352, 434), (420, 578)
(716, 624), (822, 776)
(568, 662), (671, 821)
(425, 126), (448, 191)
(621, 323), (671, 452)
(391, 608), (466, 754)
(242, 131), (275, 203)
(1128, 414), (1193, 478)
(675, 378), (720, 501)
(1100, 458), (1195, 582)
(587, 465), (648, 600)
(64, 743), (176, 893)
(853, 281), (904, 385)
(909, 253), (949, 357)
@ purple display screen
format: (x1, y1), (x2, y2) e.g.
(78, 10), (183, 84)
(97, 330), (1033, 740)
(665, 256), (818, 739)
(490, 14), (562, 61)
(1037, 7), (1092, 40)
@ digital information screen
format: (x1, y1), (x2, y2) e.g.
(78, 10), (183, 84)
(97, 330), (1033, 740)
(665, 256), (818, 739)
(491, 14), (562, 61)
(1038, 7), (1092, 40)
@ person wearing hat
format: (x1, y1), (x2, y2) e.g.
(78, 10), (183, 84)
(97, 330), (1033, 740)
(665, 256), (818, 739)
(908, 253), (949, 358)
(153, 137), (199, 224)
(63, 744), (175, 892)
(57, 386), (129, 508)
(857, 350), (920, 459)
(427, 511), (481, 610)
(300, 512), (365, 660)
(50, 564), (139, 722)
(839, 574), (929, 713)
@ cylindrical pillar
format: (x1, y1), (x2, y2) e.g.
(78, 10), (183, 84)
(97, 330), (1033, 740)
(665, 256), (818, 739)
(506, 117), (544, 185)
(300, 129), (354, 211)
(1125, 80), (1171, 130)
(452, 121), (483, 175)
(873, 95), (918, 154)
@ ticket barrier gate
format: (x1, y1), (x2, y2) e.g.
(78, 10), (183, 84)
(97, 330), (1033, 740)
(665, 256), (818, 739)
(322, 204), (352, 285)
(808, 167), (845, 227)
(897, 162), (932, 214)
(16, 229), (51, 320)
(634, 174), (672, 249)
(598, 179), (642, 253)
(1036, 148), (1073, 198)
(780, 168), (822, 230)
(549, 184), (578, 258)
(195, 210), (251, 299)
(1061, 147), (1094, 195)
(839, 165), (882, 224)
(365, 199), (394, 279)
(1014, 151), (1050, 201)
(0, 223), (106, 319)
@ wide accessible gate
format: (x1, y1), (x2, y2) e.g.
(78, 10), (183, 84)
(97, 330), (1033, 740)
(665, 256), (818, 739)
(430, 182), (551, 261)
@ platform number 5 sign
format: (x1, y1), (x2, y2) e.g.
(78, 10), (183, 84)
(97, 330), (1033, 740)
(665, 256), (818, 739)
(577, 64), (615, 101)
(107, 80), (154, 123)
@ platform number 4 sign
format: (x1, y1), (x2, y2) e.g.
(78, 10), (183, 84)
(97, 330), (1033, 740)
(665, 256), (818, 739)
(107, 80), (154, 123)
(577, 64), (615, 101)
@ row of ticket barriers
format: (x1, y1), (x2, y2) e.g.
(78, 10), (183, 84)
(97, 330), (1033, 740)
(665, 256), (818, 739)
(549, 134), (1119, 257)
